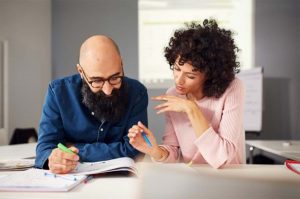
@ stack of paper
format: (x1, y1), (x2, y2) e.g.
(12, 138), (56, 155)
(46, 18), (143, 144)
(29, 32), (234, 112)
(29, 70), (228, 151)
(0, 159), (35, 171)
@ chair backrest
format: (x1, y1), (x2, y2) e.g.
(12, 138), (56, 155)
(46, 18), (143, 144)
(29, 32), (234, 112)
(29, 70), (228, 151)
(9, 128), (38, 145)
(242, 129), (246, 164)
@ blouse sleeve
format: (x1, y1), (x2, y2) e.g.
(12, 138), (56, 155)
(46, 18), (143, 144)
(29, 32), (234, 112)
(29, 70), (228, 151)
(154, 112), (181, 163)
(194, 79), (245, 168)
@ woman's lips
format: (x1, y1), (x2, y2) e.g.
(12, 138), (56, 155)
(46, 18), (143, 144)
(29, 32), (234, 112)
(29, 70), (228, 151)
(176, 85), (185, 91)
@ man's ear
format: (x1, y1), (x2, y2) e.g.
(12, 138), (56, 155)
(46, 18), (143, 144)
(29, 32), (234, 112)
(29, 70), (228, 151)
(76, 64), (83, 79)
(120, 60), (124, 75)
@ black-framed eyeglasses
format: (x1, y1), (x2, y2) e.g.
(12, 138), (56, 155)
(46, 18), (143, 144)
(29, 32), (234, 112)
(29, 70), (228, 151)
(79, 64), (124, 88)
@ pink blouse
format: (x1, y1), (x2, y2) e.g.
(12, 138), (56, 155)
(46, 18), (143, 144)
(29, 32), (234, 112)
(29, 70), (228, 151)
(159, 78), (245, 168)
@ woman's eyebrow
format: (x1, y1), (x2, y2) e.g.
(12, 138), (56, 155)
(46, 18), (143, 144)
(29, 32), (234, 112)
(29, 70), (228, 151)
(174, 63), (198, 75)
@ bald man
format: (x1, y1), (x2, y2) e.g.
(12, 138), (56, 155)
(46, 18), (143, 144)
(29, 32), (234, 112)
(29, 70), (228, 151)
(35, 35), (148, 174)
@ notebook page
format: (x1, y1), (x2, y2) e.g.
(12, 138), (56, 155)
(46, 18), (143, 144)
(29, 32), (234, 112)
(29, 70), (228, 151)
(0, 168), (86, 192)
(71, 157), (137, 175)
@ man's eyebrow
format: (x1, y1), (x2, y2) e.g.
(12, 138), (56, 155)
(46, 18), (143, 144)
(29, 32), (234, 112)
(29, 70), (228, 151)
(89, 72), (121, 80)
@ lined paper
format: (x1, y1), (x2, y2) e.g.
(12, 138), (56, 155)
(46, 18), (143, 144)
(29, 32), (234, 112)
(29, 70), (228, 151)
(0, 168), (86, 192)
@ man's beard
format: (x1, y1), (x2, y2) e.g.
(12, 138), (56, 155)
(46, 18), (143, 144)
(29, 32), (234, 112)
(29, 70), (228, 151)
(81, 80), (128, 123)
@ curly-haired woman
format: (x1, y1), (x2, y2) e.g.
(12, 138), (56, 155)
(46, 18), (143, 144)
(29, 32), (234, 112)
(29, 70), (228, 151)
(128, 19), (245, 168)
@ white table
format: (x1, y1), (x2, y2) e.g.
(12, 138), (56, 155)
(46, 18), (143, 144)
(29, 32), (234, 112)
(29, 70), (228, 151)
(1, 144), (300, 199)
(0, 143), (36, 159)
(246, 140), (300, 162)
(139, 163), (300, 199)
(0, 143), (139, 199)
(0, 174), (139, 199)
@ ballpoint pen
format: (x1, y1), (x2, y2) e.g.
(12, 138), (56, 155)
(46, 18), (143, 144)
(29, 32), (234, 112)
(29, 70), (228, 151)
(142, 132), (152, 147)
(84, 175), (94, 183)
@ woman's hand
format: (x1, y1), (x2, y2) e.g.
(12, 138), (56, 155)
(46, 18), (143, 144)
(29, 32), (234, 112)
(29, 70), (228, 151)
(128, 122), (164, 160)
(152, 95), (197, 114)
(153, 94), (209, 138)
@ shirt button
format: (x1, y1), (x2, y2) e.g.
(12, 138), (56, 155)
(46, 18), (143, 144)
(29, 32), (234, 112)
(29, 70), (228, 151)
(100, 128), (103, 131)
(91, 112), (94, 115)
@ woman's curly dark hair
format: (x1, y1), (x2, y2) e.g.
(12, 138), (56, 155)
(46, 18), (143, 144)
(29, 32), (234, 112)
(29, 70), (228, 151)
(164, 19), (240, 98)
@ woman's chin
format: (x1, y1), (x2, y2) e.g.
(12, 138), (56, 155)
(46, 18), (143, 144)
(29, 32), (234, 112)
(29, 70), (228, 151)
(175, 88), (186, 95)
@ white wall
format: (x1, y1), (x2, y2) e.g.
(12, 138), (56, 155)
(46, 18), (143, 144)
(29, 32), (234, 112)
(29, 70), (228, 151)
(255, 0), (300, 139)
(52, 0), (138, 79)
(51, 0), (300, 142)
(1, 0), (299, 146)
(0, 0), (51, 145)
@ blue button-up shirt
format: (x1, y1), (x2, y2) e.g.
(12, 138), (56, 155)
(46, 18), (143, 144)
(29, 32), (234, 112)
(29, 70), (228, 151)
(35, 74), (148, 168)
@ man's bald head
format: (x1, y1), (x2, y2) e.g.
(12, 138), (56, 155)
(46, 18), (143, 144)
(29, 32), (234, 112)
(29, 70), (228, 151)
(77, 35), (123, 94)
(79, 35), (121, 69)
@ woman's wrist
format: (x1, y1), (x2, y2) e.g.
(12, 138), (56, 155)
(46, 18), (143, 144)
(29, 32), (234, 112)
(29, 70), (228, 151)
(186, 101), (198, 116)
(151, 146), (168, 161)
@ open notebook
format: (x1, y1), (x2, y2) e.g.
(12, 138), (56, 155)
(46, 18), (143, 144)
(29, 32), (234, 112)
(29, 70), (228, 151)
(0, 168), (87, 192)
(0, 157), (137, 192)
(71, 157), (137, 175)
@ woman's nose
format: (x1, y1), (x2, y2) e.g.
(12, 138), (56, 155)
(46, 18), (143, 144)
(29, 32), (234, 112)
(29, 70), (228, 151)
(175, 73), (184, 85)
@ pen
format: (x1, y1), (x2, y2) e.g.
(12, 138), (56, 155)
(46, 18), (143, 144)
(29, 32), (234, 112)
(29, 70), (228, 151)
(187, 160), (193, 167)
(57, 143), (76, 154)
(142, 132), (152, 147)
(84, 175), (94, 183)
(57, 143), (82, 163)
(187, 152), (199, 167)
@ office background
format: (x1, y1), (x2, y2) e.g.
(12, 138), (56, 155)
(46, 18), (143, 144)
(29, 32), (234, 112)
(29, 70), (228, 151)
(0, 0), (299, 145)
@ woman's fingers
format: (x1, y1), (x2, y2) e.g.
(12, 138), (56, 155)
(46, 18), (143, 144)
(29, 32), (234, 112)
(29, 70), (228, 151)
(151, 95), (168, 101)
(152, 95), (178, 101)
(154, 102), (169, 110)
(127, 131), (137, 138)
(128, 125), (142, 138)
(130, 125), (142, 133)
(156, 106), (172, 114)
(137, 121), (150, 134)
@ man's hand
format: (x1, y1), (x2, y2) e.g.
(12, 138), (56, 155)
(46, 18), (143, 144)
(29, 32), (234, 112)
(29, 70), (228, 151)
(48, 146), (79, 174)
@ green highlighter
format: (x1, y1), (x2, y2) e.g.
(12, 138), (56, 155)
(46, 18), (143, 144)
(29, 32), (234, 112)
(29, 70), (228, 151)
(57, 143), (81, 163)
(57, 143), (76, 154)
